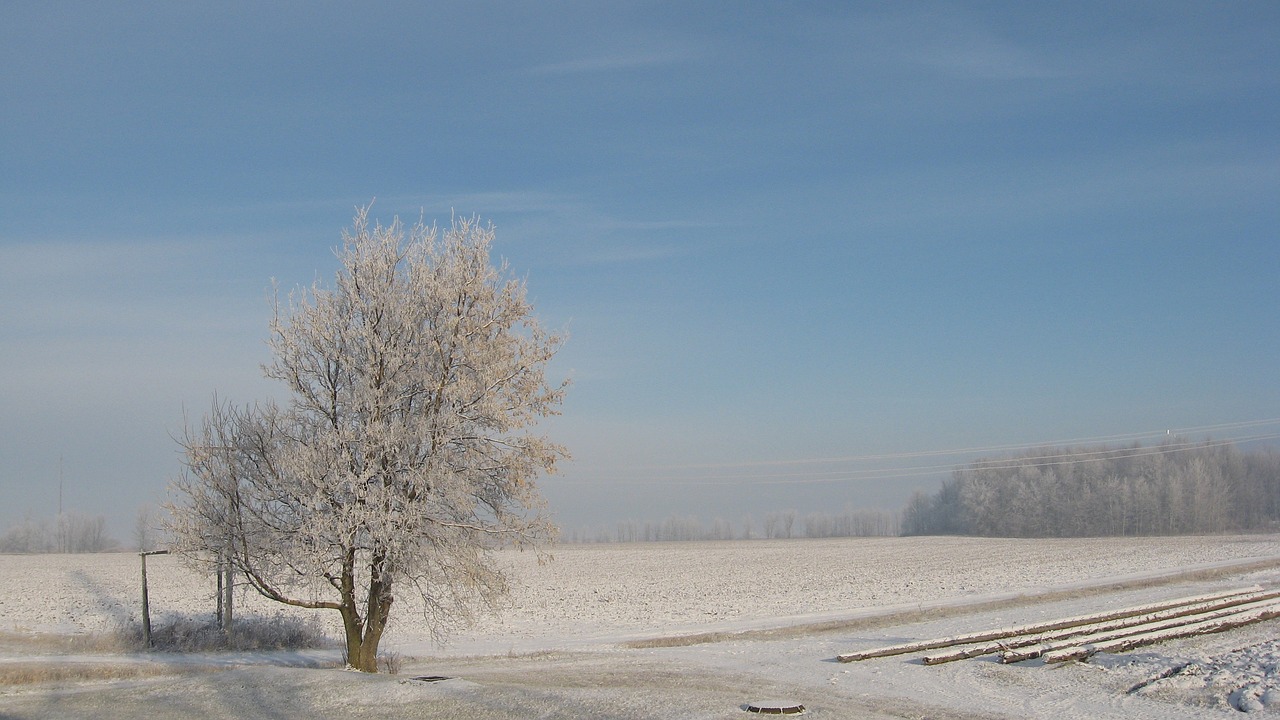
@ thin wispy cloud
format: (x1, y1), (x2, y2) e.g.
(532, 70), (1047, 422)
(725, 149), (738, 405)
(367, 191), (720, 268)
(524, 47), (699, 76)
(788, 138), (1279, 242)
(911, 39), (1059, 81)
(846, 8), (1062, 81)
(372, 190), (581, 219)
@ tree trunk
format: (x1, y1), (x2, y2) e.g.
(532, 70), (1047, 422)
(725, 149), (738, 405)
(339, 604), (366, 670)
(356, 595), (392, 673)
(335, 553), (396, 673)
(337, 550), (369, 670)
(355, 557), (394, 673)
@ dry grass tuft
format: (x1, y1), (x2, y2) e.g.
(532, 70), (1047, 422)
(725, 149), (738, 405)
(378, 650), (403, 675)
(112, 613), (333, 653)
(1, 613), (332, 656)
(0, 631), (133, 655)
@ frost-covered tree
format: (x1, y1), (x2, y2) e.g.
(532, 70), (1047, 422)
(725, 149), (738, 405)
(168, 208), (568, 671)
(135, 504), (154, 553)
(901, 439), (1280, 538)
(0, 511), (116, 553)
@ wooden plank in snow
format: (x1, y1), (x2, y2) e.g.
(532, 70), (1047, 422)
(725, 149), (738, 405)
(835, 586), (1259, 663)
(921, 588), (1280, 665)
(1000, 595), (1280, 664)
(1041, 603), (1280, 664)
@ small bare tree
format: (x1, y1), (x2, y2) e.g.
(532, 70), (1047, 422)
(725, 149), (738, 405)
(763, 512), (779, 539)
(168, 207), (568, 671)
(135, 504), (153, 552)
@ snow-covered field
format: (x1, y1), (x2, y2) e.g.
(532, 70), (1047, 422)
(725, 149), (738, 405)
(3, 534), (1280, 719)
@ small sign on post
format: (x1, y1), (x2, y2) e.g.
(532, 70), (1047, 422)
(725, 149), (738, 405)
(140, 550), (169, 649)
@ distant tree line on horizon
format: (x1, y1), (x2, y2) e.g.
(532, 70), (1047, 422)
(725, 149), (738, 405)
(0, 511), (119, 553)
(901, 438), (1280, 537)
(8, 438), (1275, 551)
(561, 505), (901, 543)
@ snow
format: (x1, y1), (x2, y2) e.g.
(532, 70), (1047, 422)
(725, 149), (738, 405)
(3, 534), (1280, 718)
(1122, 639), (1280, 712)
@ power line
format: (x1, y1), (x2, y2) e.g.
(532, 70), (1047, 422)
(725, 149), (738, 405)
(655, 418), (1280, 470)
(552, 418), (1280, 487)
(573, 434), (1280, 488)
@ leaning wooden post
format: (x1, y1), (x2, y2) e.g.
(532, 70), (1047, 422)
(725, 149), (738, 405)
(140, 550), (169, 649)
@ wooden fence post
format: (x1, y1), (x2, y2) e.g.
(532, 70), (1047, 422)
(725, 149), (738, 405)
(140, 550), (169, 649)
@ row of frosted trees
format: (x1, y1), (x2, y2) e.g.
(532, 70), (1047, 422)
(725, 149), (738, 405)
(0, 511), (117, 553)
(565, 506), (900, 543)
(902, 439), (1280, 537)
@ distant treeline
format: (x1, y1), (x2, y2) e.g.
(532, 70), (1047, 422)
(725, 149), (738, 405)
(0, 512), (119, 553)
(902, 439), (1280, 537)
(562, 506), (900, 543)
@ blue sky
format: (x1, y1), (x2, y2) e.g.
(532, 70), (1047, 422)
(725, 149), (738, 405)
(3, 2), (1278, 540)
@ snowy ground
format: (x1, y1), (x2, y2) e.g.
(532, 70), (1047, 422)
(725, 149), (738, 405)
(2, 535), (1280, 718)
